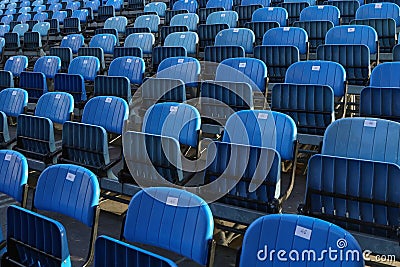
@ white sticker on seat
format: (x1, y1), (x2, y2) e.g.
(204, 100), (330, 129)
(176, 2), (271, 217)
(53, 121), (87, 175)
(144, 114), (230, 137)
(116, 17), (119, 20)
(364, 120), (377, 127)
(312, 65), (320, 71)
(139, 34), (143, 38)
(317, 5), (324, 9)
(103, 35), (107, 39)
(170, 106), (178, 113)
(239, 62), (246, 67)
(184, 0), (188, 2)
(221, 13), (225, 17)
(55, 94), (61, 99)
(295, 225), (312, 240)
(155, 2), (159, 4)
(233, 28), (239, 32)
(166, 196), (179, 206)
(146, 18), (150, 20)
(12, 91), (17, 96)
(16, 58), (20, 62)
(180, 34), (186, 38)
(63, 36), (68, 39)
(268, 7), (273, 10)
(258, 113), (268, 119)
(184, 15), (188, 18)
(72, 36), (76, 39)
(126, 58), (132, 63)
(83, 60), (88, 64)
(66, 173), (76, 182)
(375, 3), (382, 8)
(4, 154), (12, 161)
(178, 58), (184, 63)
(348, 27), (355, 33)
(105, 97), (112, 103)
(47, 58), (52, 63)
(283, 27), (290, 31)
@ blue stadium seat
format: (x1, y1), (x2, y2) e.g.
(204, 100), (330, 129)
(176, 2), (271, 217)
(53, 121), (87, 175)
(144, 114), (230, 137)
(97, 6), (115, 23)
(49, 3), (62, 12)
(59, 96), (128, 176)
(325, 0), (359, 24)
(0, 88), (28, 118)
(300, 5), (340, 25)
(12, 23), (29, 38)
(244, 21), (279, 45)
(0, 150), (28, 206)
(50, 47), (73, 73)
(215, 28), (255, 54)
(293, 20), (334, 53)
(356, 2), (400, 26)
(173, 0), (198, 13)
(252, 7), (288, 26)
(108, 56), (145, 85)
(106, 0), (123, 11)
(242, 0), (269, 6)
(198, 7), (224, 24)
(151, 46), (187, 71)
(144, 2), (167, 16)
(33, 56), (61, 79)
(54, 73), (86, 103)
(14, 92), (74, 165)
(206, 0), (233, 10)
(278, 2), (309, 25)
(4, 33), (20, 54)
(254, 45), (299, 83)
(4, 56), (28, 77)
(0, 70), (13, 90)
(104, 16), (128, 34)
(77, 48), (104, 74)
(94, 236), (177, 267)
(4, 205), (72, 266)
(140, 78), (186, 110)
(360, 87), (400, 121)
(160, 25), (189, 45)
(170, 13), (199, 31)
(285, 60), (347, 98)
(52, 10), (68, 24)
(262, 27), (308, 57)
(206, 11), (238, 28)
(32, 21), (50, 38)
(122, 187), (214, 266)
(68, 56), (100, 81)
(94, 76), (131, 102)
(63, 17), (82, 34)
(134, 15), (160, 33)
(33, 12), (48, 22)
(166, 9), (189, 24)
(157, 57), (200, 88)
(89, 33), (117, 54)
(369, 62), (400, 87)
(72, 9), (88, 24)
(215, 57), (267, 93)
(19, 71), (47, 102)
(60, 34), (84, 54)
(0, 25), (10, 37)
(1, 15), (13, 25)
(197, 23), (229, 50)
(125, 33), (155, 54)
(114, 47), (143, 59)
(238, 214), (364, 267)
(203, 45), (245, 78)
(164, 31), (198, 55)
(233, 4), (262, 27)
(17, 12), (30, 23)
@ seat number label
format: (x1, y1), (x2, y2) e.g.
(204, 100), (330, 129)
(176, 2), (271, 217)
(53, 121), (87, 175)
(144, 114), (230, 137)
(312, 66), (320, 71)
(66, 173), (76, 182)
(364, 120), (377, 127)
(166, 196), (179, 206)
(4, 154), (12, 161)
(295, 226), (312, 240)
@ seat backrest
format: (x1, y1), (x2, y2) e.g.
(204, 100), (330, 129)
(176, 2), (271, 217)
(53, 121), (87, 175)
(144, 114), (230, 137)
(7, 205), (71, 266)
(0, 88), (27, 117)
(0, 150), (27, 203)
(141, 78), (186, 108)
(322, 117), (400, 165)
(54, 73), (86, 102)
(204, 45), (245, 63)
(143, 102), (201, 147)
(124, 33), (155, 54)
(60, 34), (84, 54)
(285, 60), (346, 97)
(206, 0), (233, 10)
(89, 33), (117, 54)
(262, 27), (308, 55)
(222, 110), (297, 160)
(197, 23), (229, 49)
(242, 0), (269, 6)
(94, 76), (131, 102)
(206, 11), (238, 28)
(356, 2), (400, 26)
(68, 56), (100, 81)
(0, 25), (10, 37)
(215, 57), (267, 92)
(144, 2), (168, 16)
(81, 96), (128, 135)
(134, 15), (160, 32)
(252, 7), (288, 27)
(94, 235), (177, 267)
(0, 70), (14, 89)
(33, 56), (61, 79)
(164, 31), (198, 54)
(104, 16), (128, 33)
(360, 87), (400, 121)
(52, 10), (67, 23)
(17, 13), (30, 23)
(35, 92), (74, 124)
(170, 13), (199, 31)
(239, 214), (364, 267)
(12, 23), (29, 37)
(123, 187), (213, 266)
(108, 56), (145, 85)
(32, 21), (50, 36)
(50, 47), (72, 72)
(173, 0), (198, 13)
(215, 28), (255, 53)
(23, 31), (42, 48)
(370, 62), (400, 87)
(157, 57), (200, 86)
(33, 12), (49, 22)
(300, 5), (340, 26)
(325, 25), (378, 54)
(4, 56), (28, 77)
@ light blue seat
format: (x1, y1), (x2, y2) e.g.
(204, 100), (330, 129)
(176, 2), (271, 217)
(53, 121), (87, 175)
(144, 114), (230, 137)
(170, 13), (199, 31)
(0, 25), (10, 37)
(12, 23), (29, 38)
(123, 187), (214, 266)
(369, 62), (400, 87)
(17, 12), (30, 23)
(0, 15), (13, 25)
(262, 27), (308, 56)
(356, 2), (400, 26)
(33, 12), (49, 22)
(124, 33), (155, 54)
(157, 57), (200, 87)
(72, 9), (88, 23)
(60, 34), (84, 54)
(4, 55), (28, 77)
(89, 33), (117, 54)
(144, 2), (167, 16)
(215, 28), (255, 54)
(0, 88), (28, 117)
(285, 60), (346, 97)
(32, 22), (50, 37)
(242, 0), (269, 6)
(300, 5), (340, 26)
(68, 56), (100, 81)
(206, 11), (238, 28)
(252, 7), (288, 26)
(34, 56), (61, 79)
(215, 57), (267, 92)
(104, 16), (128, 34)
(52, 10), (68, 24)
(108, 56), (145, 85)
(173, 0), (198, 13)
(164, 31), (198, 55)
(106, 0), (122, 11)
(33, 4), (46, 12)
(239, 214), (364, 266)
(134, 15), (160, 33)
(206, 0), (233, 10)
